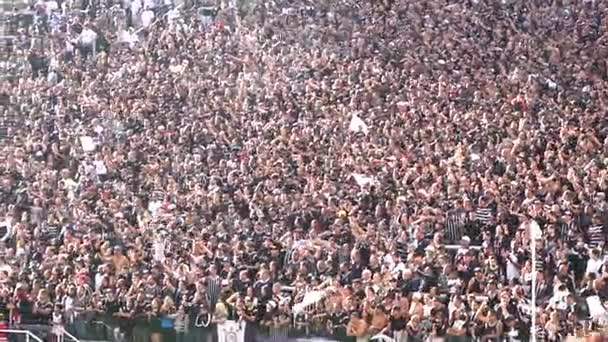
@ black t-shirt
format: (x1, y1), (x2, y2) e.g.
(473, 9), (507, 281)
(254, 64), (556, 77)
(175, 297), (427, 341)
(432, 317), (447, 336)
(34, 300), (53, 324)
(390, 316), (407, 331)
(254, 280), (272, 298)
(351, 263), (363, 280)
(17, 298), (34, 322)
(117, 302), (136, 330)
(104, 299), (120, 315)
(0, 297), (10, 318)
(143, 284), (159, 300)
(467, 278), (483, 294)
(330, 312), (348, 327)
(233, 279), (251, 295)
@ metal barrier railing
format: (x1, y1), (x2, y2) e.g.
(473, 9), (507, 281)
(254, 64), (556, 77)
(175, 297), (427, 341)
(59, 327), (81, 342)
(0, 329), (44, 342)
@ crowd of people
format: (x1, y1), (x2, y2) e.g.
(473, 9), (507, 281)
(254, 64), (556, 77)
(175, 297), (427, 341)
(1, 0), (608, 341)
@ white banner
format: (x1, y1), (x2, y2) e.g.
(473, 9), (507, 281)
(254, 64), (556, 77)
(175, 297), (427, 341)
(217, 320), (246, 342)
(587, 295), (608, 324)
(292, 290), (326, 314)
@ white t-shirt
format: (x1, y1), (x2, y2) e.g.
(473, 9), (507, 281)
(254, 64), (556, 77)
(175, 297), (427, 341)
(94, 273), (104, 292)
(586, 257), (603, 276)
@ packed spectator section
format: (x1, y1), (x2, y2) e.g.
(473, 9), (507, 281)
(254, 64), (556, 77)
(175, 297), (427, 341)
(1, 0), (608, 341)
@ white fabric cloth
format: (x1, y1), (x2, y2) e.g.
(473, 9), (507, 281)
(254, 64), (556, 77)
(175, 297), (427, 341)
(293, 291), (326, 314)
(118, 30), (139, 48)
(506, 253), (520, 282)
(45, 0), (59, 13)
(349, 113), (369, 134)
(370, 334), (394, 342)
(352, 173), (378, 188)
(153, 239), (166, 262)
(141, 10), (155, 28)
(93, 160), (107, 175)
(217, 320), (246, 342)
(80, 136), (96, 152)
(587, 296), (608, 324)
(78, 29), (98, 46)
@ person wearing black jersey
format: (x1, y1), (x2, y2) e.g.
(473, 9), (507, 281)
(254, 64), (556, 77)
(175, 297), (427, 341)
(33, 288), (53, 325)
(504, 315), (524, 342)
(429, 308), (448, 339)
(474, 303), (503, 342)
(386, 306), (406, 340)
(0, 289), (10, 320)
(325, 302), (348, 338)
(191, 303), (212, 342)
(466, 268), (485, 295)
(113, 297), (137, 342)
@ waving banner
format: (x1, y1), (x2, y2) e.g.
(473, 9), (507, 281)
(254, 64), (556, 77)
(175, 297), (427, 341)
(217, 320), (246, 342)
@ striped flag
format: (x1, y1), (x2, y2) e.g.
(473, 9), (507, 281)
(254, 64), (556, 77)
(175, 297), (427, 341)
(206, 276), (222, 310)
(588, 225), (605, 247)
(445, 210), (466, 242)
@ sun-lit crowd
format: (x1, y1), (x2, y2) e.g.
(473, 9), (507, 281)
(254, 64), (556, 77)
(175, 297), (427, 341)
(1, 0), (608, 341)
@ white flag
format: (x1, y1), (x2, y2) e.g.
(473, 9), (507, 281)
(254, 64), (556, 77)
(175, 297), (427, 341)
(80, 136), (96, 152)
(78, 29), (98, 46)
(118, 30), (139, 48)
(530, 220), (542, 240)
(352, 173), (378, 188)
(217, 320), (246, 342)
(370, 334), (396, 342)
(141, 10), (155, 28)
(293, 290), (326, 314)
(587, 296), (608, 322)
(153, 239), (165, 263)
(93, 160), (107, 175)
(349, 114), (369, 134)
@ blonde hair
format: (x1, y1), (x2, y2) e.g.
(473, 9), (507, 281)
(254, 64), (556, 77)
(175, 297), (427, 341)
(37, 289), (49, 302)
(161, 296), (175, 313)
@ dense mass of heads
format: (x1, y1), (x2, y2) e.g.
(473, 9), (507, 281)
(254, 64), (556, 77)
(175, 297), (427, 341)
(1, 0), (608, 341)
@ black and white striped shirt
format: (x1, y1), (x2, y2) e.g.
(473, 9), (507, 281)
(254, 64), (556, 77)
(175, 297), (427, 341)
(445, 210), (466, 242)
(534, 254), (546, 274)
(475, 207), (493, 226)
(0, 225), (8, 241)
(536, 326), (547, 342)
(516, 298), (532, 321)
(46, 225), (61, 240)
(151, 190), (165, 202)
(558, 221), (578, 244)
(587, 225), (605, 247)
(283, 247), (297, 269)
(535, 281), (549, 303)
(395, 241), (408, 260)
